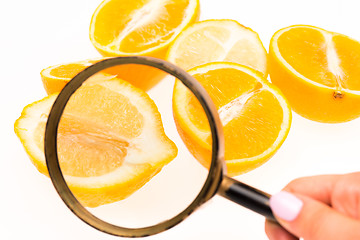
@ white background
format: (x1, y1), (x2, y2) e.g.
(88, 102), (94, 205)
(2, 0), (360, 239)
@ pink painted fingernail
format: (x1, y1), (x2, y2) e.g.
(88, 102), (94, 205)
(269, 191), (303, 221)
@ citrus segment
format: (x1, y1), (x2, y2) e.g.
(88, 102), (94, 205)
(167, 19), (268, 75)
(173, 63), (291, 176)
(15, 76), (177, 207)
(269, 25), (360, 122)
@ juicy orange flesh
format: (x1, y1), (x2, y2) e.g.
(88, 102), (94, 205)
(93, 0), (145, 46)
(224, 90), (283, 159)
(93, 0), (191, 53)
(277, 28), (337, 88)
(50, 64), (89, 79)
(34, 83), (144, 177)
(334, 35), (360, 90)
(186, 68), (283, 159)
(277, 27), (360, 91)
(188, 69), (260, 131)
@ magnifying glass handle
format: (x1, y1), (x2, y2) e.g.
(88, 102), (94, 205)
(218, 176), (277, 222)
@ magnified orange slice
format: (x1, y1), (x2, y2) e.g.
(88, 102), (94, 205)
(173, 63), (291, 176)
(167, 19), (268, 75)
(15, 75), (177, 207)
(269, 25), (360, 123)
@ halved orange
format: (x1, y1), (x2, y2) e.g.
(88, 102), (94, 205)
(41, 58), (170, 94)
(269, 25), (360, 123)
(89, 0), (200, 90)
(167, 19), (268, 75)
(173, 63), (291, 176)
(90, 0), (199, 57)
(41, 59), (99, 94)
(15, 75), (177, 207)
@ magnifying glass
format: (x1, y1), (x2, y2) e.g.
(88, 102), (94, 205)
(44, 56), (277, 238)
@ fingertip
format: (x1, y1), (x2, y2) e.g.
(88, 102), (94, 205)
(270, 191), (303, 222)
(265, 220), (298, 240)
(271, 193), (360, 240)
(283, 175), (340, 204)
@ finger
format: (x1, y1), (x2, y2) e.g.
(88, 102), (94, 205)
(270, 191), (360, 240)
(330, 172), (360, 219)
(283, 174), (341, 205)
(265, 220), (298, 240)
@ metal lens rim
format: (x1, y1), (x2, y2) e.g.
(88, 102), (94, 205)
(44, 56), (225, 237)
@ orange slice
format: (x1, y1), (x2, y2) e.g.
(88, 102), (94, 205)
(167, 19), (268, 75)
(269, 25), (360, 123)
(88, 0), (199, 90)
(173, 63), (291, 176)
(41, 59), (98, 94)
(15, 75), (177, 207)
(41, 58), (168, 94)
(90, 0), (199, 57)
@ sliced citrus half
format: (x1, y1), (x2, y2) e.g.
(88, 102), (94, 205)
(41, 58), (99, 94)
(269, 25), (360, 123)
(167, 19), (268, 75)
(15, 76), (177, 207)
(90, 0), (200, 57)
(89, 0), (199, 91)
(173, 63), (291, 176)
(41, 57), (171, 94)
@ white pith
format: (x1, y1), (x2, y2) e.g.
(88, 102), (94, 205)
(323, 32), (345, 90)
(218, 89), (260, 126)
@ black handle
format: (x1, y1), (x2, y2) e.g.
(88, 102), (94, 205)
(218, 176), (277, 222)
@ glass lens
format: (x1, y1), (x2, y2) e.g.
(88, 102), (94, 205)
(55, 63), (213, 229)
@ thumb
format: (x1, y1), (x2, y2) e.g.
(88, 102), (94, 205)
(269, 191), (360, 240)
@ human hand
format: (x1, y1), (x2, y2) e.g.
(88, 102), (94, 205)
(265, 172), (360, 240)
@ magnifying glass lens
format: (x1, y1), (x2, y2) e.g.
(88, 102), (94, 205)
(56, 66), (211, 228)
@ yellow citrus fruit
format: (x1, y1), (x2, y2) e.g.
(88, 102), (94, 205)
(41, 58), (169, 94)
(173, 62), (291, 176)
(89, 0), (200, 90)
(269, 25), (360, 123)
(167, 19), (268, 75)
(15, 75), (177, 207)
